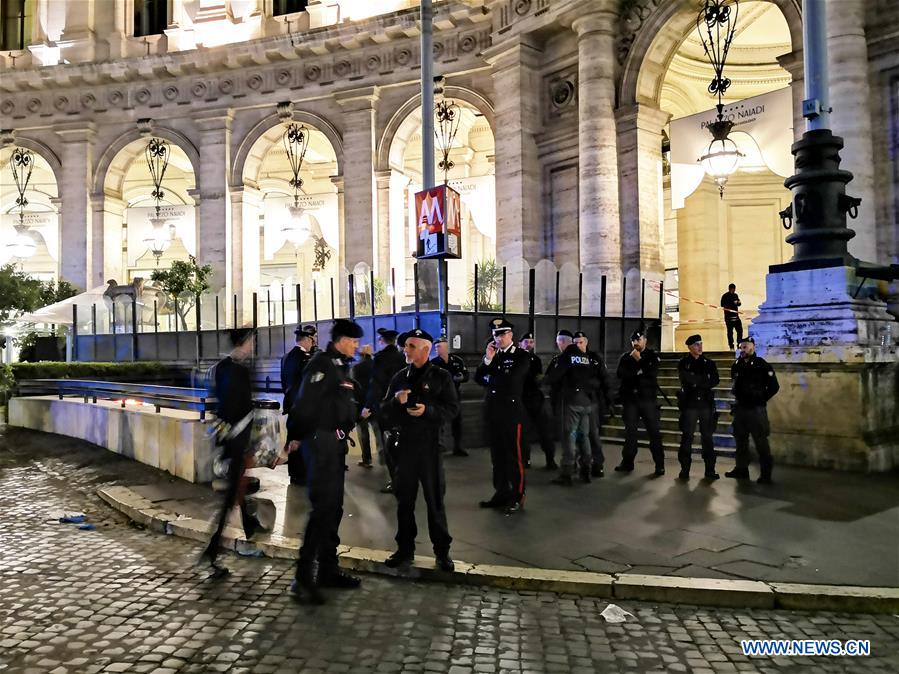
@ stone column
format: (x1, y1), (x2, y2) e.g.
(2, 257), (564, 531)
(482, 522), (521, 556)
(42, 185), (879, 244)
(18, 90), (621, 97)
(194, 110), (234, 294)
(484, 38), (543, 267)
(58, 0), (99, 62)
(826, 0), (877, 264)
(616, 103), (670, 315)
(375, 169), (391, 280)
(776, 49), (806, 143)
(331, 174), (347, 315)
(55, 124), (95, 291)
(572, 9), (623, 314)
(230, 185), (262, 324)
(90, 193), (126, 287)
(335, 88), (378, 272)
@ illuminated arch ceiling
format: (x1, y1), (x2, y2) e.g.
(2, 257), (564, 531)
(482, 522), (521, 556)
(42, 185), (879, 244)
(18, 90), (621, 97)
(661, 1), (792, 120)
(104, 139), (196, 206)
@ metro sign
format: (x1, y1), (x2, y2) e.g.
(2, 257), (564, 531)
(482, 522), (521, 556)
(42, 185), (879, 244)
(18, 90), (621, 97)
(415, 184), (462, 259)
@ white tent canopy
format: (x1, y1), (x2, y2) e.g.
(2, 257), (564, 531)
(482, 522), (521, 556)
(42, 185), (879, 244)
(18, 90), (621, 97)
(14, 285), (111, 326)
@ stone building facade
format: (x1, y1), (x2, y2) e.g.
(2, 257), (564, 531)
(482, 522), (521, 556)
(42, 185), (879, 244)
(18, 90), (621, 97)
(0, 0), (897, 346)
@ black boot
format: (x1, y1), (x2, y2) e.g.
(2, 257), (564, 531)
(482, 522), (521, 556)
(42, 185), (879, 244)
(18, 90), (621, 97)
(551, 474), (573, 487)
(291, 569), (325, 605)
(725, 468), (750, 479)
(385, 550), (414, 568)
(591, 464), (604, 478)
(319, 567), (361, 589)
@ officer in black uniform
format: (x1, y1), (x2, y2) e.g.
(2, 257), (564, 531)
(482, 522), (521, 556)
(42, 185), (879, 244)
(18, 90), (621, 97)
(574, 331), (610, 478)
(726, 336), (780, 484)
(676, 334), (720, 481)
(381, 328), (459, 572)
(543, 329), (574, 470)
(303, 324), (320, 353)
(352, 344), (375, 467)
(518, 332), (557, 470)
(286, 319), (364, 604)
(281, 325), (315, 484)
(362, 327), (407, 493)
(475, 318), (531, 514)
(431, 336), (469, 456)
(544, 331), (598, 485)
(615, 329), (665, 476)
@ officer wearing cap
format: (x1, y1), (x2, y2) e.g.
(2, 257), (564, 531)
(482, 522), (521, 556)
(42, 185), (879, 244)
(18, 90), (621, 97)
(431, 336), (470, 456)
(475, 318), (531, 514)
(286, 319), (365, 604)
(362, 327), (407, 493)
(615, 329), (665, 476)
(727, 336), (780, 484)
(541, 329), (575, 470)
(676, 334), (720, 481)
(381, 328), (459, 572)
(517, 332), (556, 470)
(544, 330), (601, 485)
(573, 331), (610, 478)
(303, 324), (319, 352)
(280, 325), (315, 484)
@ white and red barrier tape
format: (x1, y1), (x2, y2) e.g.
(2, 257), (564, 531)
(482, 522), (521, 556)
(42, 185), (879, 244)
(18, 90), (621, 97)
(645, 280), (758, 319)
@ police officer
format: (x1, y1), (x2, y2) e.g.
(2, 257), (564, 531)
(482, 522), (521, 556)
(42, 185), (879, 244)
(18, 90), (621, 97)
(382, 328), (459, 572)
(542, 329), (574, 470)
(574, 331), (610, 478)
(544, 331), (598, 485)
(518, 332), (557, 470)
(352, 344), (375, 468)
(727, 336), (779, 484)
(431, 336), (470, 456)
(475, 318), (531, 514)
(281, 325), (315, 485)
(361, 327), (407, 493)
(303, 324), (320, 353)
(615, 329), (665, 476)
(286, 319), (364, 604)
(677, 334), (720, 481)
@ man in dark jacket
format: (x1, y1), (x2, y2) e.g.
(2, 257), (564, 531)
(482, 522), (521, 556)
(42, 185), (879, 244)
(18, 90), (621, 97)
(361, 328), (407, 493)
(281, 325), (314, 484)
(201, 327), (265, 576)
(543, 329), (573, 469)
(721, 283), (743, 350)
(431, 336), (469, 456)
(381, 328), (459, 572)
(352, 344), (375, 467)
(544, 332), (598, 485)
(518, 332), (557, 470)
(574, 331), (610, 478)
(677, 334), (720, 481)
(286, 319), (364, 604)
(726, 336), (780, 484)
(475, 318), (531, 514)
(615, 329), (665, 476)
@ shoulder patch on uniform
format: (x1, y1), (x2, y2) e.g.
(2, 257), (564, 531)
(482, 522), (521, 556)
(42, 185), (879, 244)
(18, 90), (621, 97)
(310, 372), (325, 383)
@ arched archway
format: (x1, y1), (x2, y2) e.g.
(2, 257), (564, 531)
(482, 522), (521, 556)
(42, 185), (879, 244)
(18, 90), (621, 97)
(619, 0), (798, 350)
(96, 132), (199, 284)
(0, 142), (60, 279)
(379, 94), (496, 310)
(238, 118), (340, 323)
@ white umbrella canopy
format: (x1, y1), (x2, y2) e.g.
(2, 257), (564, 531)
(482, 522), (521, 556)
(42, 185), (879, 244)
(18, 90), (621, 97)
(13, 285), (111, 326)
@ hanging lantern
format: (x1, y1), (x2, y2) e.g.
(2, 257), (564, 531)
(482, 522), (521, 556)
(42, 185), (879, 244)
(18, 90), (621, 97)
(282, 203), (311, 246)
(695, 0), (741, 197)
(434, 96), (461, 185)
(281, 122), (312, 248)
(143, 214), (172, 264)
(144, 137), (172, 260)
(7, 147), (36, 260)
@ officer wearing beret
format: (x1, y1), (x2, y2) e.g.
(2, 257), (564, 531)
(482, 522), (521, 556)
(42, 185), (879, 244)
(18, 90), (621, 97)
(615, 330), (665, 476)
(431, 336), (470, 456)
(475, 318), (531, 514)
(362, 327), (408, 493)
(676, 334), (720, 481)
(281, 325), (315, 484)
(286, 319), (365, 604)
(381, 329), (459, 572)
(544, 330), (600, 485)
(518, 332), (557, 469)
(727, 337), (780, 484)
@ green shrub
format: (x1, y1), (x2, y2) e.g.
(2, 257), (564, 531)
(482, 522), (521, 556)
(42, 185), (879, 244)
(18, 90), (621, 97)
(0, 363), (13, 404)
(10, 361), (167, 382)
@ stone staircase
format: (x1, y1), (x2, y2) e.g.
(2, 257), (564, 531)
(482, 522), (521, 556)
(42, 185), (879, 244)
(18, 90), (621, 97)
(602, 351), (738, 458)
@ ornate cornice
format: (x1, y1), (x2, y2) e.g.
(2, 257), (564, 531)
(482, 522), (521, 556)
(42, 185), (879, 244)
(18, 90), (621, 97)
(616, 0), (668, 65)
(0, 2), (492, 122)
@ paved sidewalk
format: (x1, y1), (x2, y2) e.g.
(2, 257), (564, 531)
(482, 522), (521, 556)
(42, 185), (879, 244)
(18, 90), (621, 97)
(3, 426), (899, 674)
(54, 423), (899, 587)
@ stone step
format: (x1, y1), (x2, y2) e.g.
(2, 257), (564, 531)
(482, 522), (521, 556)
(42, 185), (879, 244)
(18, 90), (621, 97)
(603, 422), (736, 448)
(600, 435), (737, 458)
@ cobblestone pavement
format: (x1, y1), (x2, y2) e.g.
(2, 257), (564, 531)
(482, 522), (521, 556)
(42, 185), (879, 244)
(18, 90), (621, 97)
(2, 428), (899, 674)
